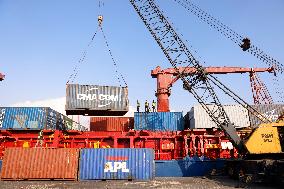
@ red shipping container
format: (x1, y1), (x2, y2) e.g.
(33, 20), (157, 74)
(90, 117), (134, 131)
(0, 148), (79, 180)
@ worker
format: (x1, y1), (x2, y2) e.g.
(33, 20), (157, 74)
(137, 100), (140, 112)
(152, 100), (156, 112)
(145, 100), (149, 113)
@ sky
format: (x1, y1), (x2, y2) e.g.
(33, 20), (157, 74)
(0, 0), (284, 115)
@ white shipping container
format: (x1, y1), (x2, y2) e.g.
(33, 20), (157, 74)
(186, 104), (250, 129)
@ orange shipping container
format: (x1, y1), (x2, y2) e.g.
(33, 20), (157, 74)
(0, 148), (79, 180)
(90, 117), (134, 131)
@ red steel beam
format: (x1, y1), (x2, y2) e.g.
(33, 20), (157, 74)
(151, 66), (274, 112)
(151, 66), (274, 76)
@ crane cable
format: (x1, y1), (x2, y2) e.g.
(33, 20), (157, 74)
(67, 1), (127, 87)
(99, 24), (128, 87)
(66, 26), (100, 84)
(173, 0), (284, 74)
(66, 24), (127, 87)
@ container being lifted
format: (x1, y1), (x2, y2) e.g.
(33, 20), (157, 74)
(65, 84), (129, 116)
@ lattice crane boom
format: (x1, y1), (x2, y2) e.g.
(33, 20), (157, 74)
(130, 0), (271, 153)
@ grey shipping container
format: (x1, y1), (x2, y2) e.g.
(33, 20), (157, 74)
(185, 104), (250, 129)
(248, 104), (284, 128)
(0, 107), (87, 131)
(66, 84), (129, 116)
(134, 112), (184, 131)
(79, 148), (155, 180)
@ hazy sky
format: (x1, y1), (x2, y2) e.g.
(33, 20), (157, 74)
(1, 0), (283, 114)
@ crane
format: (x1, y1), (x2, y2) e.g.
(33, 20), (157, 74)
(151, 66), (274, 112)
(130, 0), (284, 182)
(0, 73), (5, 81)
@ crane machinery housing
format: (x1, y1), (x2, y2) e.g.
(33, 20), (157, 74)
(129, 0), (284, 183)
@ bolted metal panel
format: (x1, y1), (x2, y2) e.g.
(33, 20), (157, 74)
(134, 112), (184, 131)
(155, 157), (225, 177)
(248, 104), (284, 128)
(185, 105), (250, 129)
(90, 117), (134, 131)
(0, 107), (87, 131)
(65, 84), (129, 116)
(0, 148), (79, 180)
(79, 148), (154, 180)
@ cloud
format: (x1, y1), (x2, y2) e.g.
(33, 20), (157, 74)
(12, 97), (66, 115)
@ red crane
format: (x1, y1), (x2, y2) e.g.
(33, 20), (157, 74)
(151, 66), (274, 112)
(0, 73), (5, 81)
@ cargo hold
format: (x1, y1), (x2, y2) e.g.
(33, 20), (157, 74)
(134, 112), (184, 131)
(0, 148), (79, 180)
(65, 84), (129, 116)
(79, 148), (154, 180)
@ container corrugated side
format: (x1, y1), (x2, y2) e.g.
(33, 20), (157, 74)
(134, 112), (184, 131)
(0, 160), (2, 174)
(0, 148), (79, 180)
(0, 107), (49, 130)
(79, 148), (154, 180)
(0, 107), (87, 131)
(90, 117), (134, 131)
(248, 104), (284, 128)
(185, 104), (250, 129)
(65, 84), (129, 116)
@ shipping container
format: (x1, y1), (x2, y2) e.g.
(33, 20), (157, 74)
(90, 117), (134, 131)
(185, 104), (250, 129)
(65, 84), (129, 116)
(0, 160), (2, 174)
(79, 148), (154, 180)
(248, 104), (284, 128)
(0, 148), (79, 180)
(0, 107), (86, 131)
(134, 112), (184, 131)
(155, 157), (225, 177)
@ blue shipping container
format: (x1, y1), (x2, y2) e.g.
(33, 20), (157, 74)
(155, 156), (225, 177)
(134, 112), (184, 131)
(79, 148), (155, 180)
(0, 160), (2, 174)
(0, 107), (86, 131)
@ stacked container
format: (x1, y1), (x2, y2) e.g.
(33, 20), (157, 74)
(0, 107), (86, 131)
(134, 112), (184, 131)
(90, 117), (134, 131)
(248, 104), (284, 128)
(184, 104), (250, 129)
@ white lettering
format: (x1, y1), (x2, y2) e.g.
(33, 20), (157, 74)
(221, 142), (233, 150)
(104, 162), (129, 173)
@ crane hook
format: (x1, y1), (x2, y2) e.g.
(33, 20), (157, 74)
(98, 15), (103, 26)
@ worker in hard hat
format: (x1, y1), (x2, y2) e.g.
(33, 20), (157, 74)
(152, 100), (156, 112)
(145, 100), (149, 113)
(137, 100), (140, 112)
